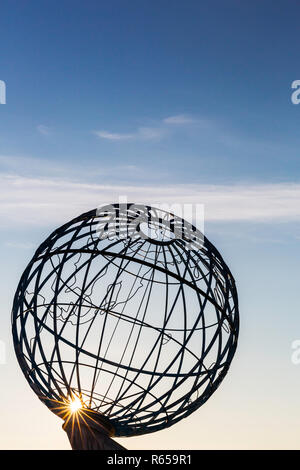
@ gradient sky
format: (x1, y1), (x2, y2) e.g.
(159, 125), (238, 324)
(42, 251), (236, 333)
(0, 0), (300, 449)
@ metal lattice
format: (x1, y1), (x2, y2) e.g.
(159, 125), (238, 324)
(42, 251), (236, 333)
(12, 204), (239, 437)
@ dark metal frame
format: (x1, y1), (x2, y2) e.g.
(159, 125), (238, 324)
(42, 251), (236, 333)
(12, 204), (239, 437)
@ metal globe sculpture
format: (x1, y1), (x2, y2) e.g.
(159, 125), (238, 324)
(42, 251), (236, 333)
(12, 203), (239, 448)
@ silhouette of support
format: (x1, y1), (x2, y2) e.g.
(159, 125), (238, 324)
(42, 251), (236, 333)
(62, 409), (126, 450)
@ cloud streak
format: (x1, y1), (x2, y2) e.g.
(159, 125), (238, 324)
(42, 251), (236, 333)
(93, 114), (208, 142)
(0, 172), (300, 228)
(94, 126), (166, 141)
(163, 114), (200, 125)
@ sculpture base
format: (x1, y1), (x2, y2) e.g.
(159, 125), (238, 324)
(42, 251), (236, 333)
(62, 409), (126, 450)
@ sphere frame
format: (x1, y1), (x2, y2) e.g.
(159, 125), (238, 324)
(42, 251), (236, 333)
(12, 204), (239, 437)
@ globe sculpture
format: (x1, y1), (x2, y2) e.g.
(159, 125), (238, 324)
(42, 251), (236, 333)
(12, 203), (239, 449)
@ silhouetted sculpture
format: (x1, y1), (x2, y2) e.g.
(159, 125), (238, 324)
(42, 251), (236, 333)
(12, 203), (239, 449)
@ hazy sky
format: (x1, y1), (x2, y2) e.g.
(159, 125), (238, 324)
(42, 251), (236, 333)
(0, 0), (300, 449)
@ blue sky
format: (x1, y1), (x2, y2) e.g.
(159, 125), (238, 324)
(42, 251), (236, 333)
(1, 0), (300, 183)
(0, 0), (300, 449)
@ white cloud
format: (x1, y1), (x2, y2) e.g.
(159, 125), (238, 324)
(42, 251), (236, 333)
(94, 115), (211, 143)
(163, 114), (212, 129)
(94, 130), (134, 140)
(163, 114), (198, 125)
(0, 172), (300, 228)
(94, 127), (165, 141)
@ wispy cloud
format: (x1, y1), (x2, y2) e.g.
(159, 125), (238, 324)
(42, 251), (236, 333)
(0, 172), (300, 228)
(163, 114), (199, 125)
(94, 114), (212, 143)
(94, 130), (134, 141)
(37, 125), (51, 136)
(94, 126), (165, 141)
